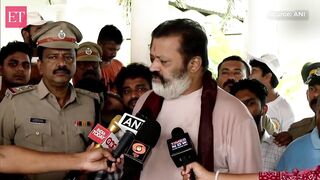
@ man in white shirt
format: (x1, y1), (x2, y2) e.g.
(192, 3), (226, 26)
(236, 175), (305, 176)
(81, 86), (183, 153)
(250, 54), (295, 131)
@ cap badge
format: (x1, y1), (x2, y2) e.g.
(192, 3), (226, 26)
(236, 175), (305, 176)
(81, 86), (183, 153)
(315, 68), (320, 76)
(58, 30), (66, 39)
(85, 47), (93, 55)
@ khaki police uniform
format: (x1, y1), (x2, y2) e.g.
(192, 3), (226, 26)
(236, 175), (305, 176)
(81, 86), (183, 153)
(288, 117), (315, 140)
(286, 62), (320, 141)
(0, 81), (99, 180)
(0, 21), (98, 180)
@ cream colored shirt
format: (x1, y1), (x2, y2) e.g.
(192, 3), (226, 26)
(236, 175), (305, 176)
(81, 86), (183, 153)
(133, 87), (262, 180)
(0, 80), (97, 180)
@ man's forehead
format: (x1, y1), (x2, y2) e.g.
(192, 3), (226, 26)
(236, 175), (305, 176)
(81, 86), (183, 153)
(236, 89), (259, 100)
(123, 77), (149, 85)
(222, 60), (246, 68)
(6, 52), (30, 61)
(44, 48), (75, 53)
(308, 83), (320, 89)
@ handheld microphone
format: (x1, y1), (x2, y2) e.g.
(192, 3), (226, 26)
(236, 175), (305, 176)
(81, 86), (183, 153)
(167, 127), (197, 180)
(108, 112), (150, 166)
(117, 113), (146, 135)
(88, 115), (122, 149)
(88, 123), (119, 149)
(108, 115), (122, 133)
(88, 115), (121, 149)
(121, 120), (161, 179)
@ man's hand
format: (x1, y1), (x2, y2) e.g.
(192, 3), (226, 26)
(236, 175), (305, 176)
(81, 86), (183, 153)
(181, 162), (214, 180)
(78, 148), (116, 172)
(273, 132), (293, 147)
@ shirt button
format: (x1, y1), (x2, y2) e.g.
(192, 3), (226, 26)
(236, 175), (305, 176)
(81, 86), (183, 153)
(61, 131), (65, 135)
(35, 131), (40, 135)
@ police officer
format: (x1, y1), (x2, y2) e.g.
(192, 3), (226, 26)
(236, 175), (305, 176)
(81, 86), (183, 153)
(72, 41), (103, 86)
(0, 21), (99, 180)
(274, 62), (320, 146)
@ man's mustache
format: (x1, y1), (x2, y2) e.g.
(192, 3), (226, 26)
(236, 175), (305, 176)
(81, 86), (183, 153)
(83, 70), (99, 78)
(53, 67), (71, 75)
(151, 71), (165, 84)
(223, 79), (236, 88)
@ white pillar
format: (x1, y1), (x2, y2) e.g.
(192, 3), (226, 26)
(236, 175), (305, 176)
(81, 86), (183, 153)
(131, 0), (169, 65)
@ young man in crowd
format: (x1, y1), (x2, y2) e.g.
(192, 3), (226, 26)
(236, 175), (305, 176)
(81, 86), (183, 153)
(0, 41), (32, 101)
(250, 54), (295, 131)
(97, 25), (124, 92)
(217, 55), (250, 92)
(115, 63), (152, 113)
(230, 79), (285, 171)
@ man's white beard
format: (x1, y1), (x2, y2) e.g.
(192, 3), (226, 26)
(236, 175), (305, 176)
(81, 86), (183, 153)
(152, 73), (191, 100)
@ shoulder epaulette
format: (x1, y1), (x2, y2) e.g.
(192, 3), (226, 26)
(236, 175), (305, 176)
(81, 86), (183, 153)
(289, 117), (314, 129)
(75, 88), (101, 102)
(5, 85), (35, 99)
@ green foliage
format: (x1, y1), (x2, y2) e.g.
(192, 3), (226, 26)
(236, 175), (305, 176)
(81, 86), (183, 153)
(207, 22), (242, 78)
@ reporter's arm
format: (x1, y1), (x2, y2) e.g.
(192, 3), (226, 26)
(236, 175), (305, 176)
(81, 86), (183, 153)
(183, 162), (320, 180)
(182, 162), (258, 180)
(0, 145), (114, 174)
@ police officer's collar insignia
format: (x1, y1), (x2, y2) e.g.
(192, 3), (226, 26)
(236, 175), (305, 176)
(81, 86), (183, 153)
(58, 30), (66, 39)
(85, 47), (92, 55)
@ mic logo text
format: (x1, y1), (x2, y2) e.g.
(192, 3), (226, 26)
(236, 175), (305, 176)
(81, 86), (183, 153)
(118, 113), (146, 134)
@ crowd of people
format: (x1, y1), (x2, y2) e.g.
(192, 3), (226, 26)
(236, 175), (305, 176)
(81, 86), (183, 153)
(0, 11), (319, 180)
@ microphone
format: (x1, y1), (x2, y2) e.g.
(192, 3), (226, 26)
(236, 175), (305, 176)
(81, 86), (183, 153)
(107, 112), (150, 166)
(117, 113), (146, 135)
(64, 116), (122, 180)
(88, 115), (122, 149)
(167, 127), (197, 180)
(108, 115), (122, 133)
(88, 123), (119, 149)
(121, 120), (161, 179)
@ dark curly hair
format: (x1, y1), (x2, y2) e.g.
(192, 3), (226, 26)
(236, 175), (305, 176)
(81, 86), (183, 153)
(0, 41), (32, 65)
(230, 79), (268, 106)
(115, 63), (152, 96)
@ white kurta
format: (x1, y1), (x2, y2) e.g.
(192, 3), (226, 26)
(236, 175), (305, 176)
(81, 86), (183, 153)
(133, 87), (262, 180)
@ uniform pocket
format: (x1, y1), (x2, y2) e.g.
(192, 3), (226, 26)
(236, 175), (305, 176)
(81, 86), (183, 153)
(23, 122), (51, 146)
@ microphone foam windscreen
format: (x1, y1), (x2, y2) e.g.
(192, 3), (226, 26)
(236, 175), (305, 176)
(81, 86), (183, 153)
(135, 119), (161, 148)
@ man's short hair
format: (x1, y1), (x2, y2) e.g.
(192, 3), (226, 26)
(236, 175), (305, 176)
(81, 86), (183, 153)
(250, 60), (279, 88)
(0, 41), (32, 65)
(151, 18), (209, 69)
(230, 79), (269, 106)
(115, 63), (152, 96)
(217, 55), (250, 77)
(97, 25), (123, 45)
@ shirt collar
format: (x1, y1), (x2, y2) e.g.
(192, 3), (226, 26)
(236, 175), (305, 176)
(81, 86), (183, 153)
(311, 127), (320, 149)
(36, 80), (78, 104)
(37, 80), (50, 99)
